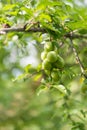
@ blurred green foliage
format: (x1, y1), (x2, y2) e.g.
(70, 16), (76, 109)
(0, 0), (87, 130)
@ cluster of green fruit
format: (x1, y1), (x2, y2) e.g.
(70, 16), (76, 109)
(41, 41), (64, 81)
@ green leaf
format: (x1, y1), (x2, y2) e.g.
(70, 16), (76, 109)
(24, 64), (32, 73)
(52, 84), (68, 95)
(39, 14), (52, 22)
(3, 4), (17, 11)
(37, 85), (48, 96)
(12, 73), (29, 82)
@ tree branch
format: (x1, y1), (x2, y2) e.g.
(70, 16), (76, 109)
(65, 33), (87, 39)
(0, 27), (46, 34)
(0, 26), (87, 39)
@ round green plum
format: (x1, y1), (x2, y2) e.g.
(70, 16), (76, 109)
(47, 51), (57, 63)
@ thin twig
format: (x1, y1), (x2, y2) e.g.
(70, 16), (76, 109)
(69, 37), (87, 78)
